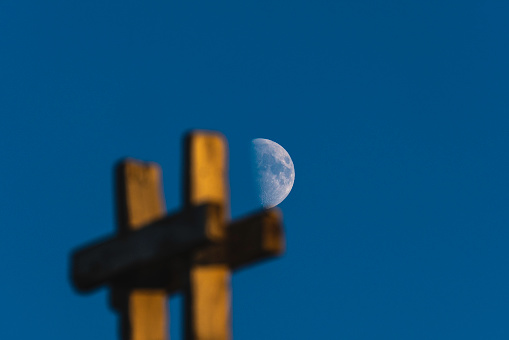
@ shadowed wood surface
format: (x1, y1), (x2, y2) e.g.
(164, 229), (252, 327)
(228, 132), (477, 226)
(184, 131), (231, 340)
(73, 207), (284, 294)
(112, 160), (168, 340)
(71, 204), (222, 292)
(226, 208), (284, 270)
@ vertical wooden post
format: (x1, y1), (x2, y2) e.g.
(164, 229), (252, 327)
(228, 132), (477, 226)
(112, 159), (169, 340)
(183, 132), (231, 340)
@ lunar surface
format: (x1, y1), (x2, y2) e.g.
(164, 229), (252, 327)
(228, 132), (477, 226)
(251, 138), (295, 208)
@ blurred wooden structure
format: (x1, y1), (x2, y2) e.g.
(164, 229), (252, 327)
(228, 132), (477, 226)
(70, 131), (285, 340)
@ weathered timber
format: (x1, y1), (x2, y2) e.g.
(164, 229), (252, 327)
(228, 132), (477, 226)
(107, 207), (284, 292)
(186, 208), (285, 268)
(228, 207), (284, 270)
(71, 203), (222, 292)
(111, 160), (169, 340)
(183, 131), (232, 340)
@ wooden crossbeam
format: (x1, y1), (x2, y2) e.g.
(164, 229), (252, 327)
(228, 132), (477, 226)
(71, 202), (283, 294)
(71, 203), (222, 292)
(225, 208), (283, 271)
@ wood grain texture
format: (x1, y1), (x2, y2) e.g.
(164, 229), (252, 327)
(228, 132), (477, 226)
(184, 131), (231, 340)
(112, 159), (168, 340)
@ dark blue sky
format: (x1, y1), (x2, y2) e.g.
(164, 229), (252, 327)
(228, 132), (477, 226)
(1, 1), (509, 339)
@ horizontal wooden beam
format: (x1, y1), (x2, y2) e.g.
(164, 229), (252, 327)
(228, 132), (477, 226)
(71, 204), (223, 292)
(114, 208), (285, 293)
(229, 207), (285, 270)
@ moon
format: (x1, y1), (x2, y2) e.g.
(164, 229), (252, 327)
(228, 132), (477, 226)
(251, 138), (295, 208)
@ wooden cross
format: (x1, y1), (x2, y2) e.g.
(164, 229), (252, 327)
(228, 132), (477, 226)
(71, 130), (286, 340)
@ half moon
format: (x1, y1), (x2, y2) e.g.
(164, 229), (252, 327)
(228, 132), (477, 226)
(251, 138), (295, 208)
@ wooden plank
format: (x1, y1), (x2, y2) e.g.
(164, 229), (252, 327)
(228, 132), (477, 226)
(185, 266), (231, 340)
(96, 208), (284, 293)
(183, 131), (231, 340)
(227, 208), (284, 270)
(111, 159), (169, 340)
(71, 204), (222, 292)
(103, 208), (284, 292)
(190, 208), (285, 268)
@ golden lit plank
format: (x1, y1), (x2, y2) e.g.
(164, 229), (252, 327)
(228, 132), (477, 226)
(112, 159), (168, 340)
(184, 131), (231, 340)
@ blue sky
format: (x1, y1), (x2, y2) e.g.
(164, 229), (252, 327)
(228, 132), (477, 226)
(1, 1), (509, 339)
